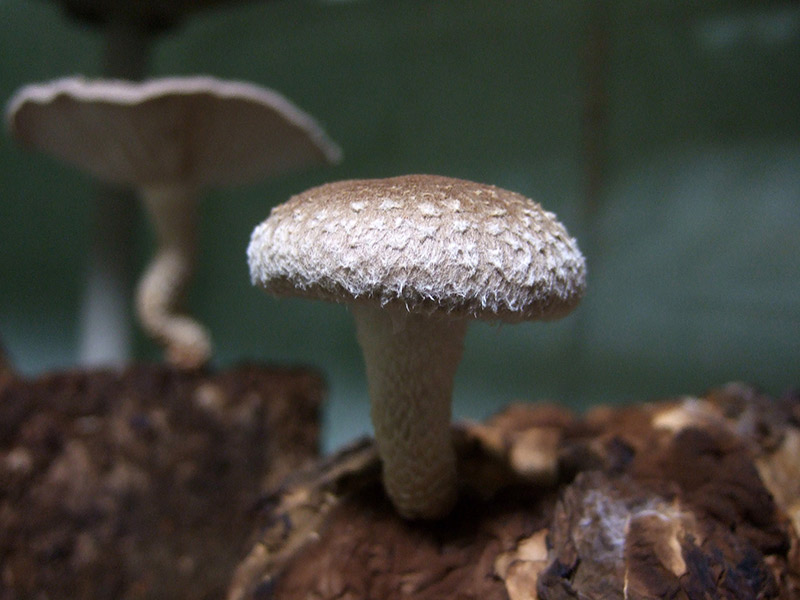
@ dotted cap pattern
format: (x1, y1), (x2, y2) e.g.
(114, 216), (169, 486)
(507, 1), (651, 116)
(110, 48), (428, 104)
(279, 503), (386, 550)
(248, 174), (586, 323)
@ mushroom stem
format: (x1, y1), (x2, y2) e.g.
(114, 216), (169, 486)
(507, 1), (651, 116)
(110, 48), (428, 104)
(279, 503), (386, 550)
(78, 19), (149, 367)
(102, 17), (150, 80)
(351, 302), (468, 519)
(136, 183), (211, 369)
(78, 185), (137, 366)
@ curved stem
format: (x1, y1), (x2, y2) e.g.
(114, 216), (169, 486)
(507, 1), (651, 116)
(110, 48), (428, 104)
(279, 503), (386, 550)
(351, 303), (467, 519)
(135, 183), (211, 369)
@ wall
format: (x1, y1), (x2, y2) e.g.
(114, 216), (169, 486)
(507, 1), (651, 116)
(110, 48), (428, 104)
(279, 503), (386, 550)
(1, 0), (798, 450)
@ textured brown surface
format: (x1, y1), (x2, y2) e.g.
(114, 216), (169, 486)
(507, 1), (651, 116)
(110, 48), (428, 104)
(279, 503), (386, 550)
(248, 175), (586, 322)
(228, 383), (800, 600)
(0, 363), (322, 600)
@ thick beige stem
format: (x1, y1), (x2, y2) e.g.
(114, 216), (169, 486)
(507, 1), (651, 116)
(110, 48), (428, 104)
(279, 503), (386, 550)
(351, 303), (467, 519)
(136, 183), (211, 369)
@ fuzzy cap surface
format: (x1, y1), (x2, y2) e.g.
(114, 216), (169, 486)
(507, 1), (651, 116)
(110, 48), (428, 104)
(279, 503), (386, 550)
(248, 174), (586, 322)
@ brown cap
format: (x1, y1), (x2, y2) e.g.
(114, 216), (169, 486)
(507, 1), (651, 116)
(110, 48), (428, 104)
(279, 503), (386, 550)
(49, 0), (256, 31)
(6, 75), (342, 188)
(248, 174), (586, 322)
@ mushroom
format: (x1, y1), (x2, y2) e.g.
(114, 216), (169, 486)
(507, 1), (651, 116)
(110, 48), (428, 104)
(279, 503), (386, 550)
(6, 75), (341, 368)
(247, 174), (586, 519)
(46, 0), (257, 366)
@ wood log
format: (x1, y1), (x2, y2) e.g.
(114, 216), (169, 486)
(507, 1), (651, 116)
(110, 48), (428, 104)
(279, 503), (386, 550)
(0, 363), (323, 600)
(228, 383), (800, 600)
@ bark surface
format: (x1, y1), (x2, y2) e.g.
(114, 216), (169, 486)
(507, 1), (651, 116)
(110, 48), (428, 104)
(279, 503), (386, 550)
(0, 363), (323, 600)
(228, 383), (800, 600)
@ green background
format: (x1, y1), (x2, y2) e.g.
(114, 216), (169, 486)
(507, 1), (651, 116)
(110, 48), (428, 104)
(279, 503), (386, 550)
(1, 0), (798, 450)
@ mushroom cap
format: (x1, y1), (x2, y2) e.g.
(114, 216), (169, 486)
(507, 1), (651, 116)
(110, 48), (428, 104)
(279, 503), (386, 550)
(5, 76), (341, 188)
(248, 175), (586, 322)
(50, 0), (257, 31)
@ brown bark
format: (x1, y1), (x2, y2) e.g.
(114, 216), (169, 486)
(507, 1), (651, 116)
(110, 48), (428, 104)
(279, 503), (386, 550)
(228, 383), (800, 600)
(0, 363), (323, 600)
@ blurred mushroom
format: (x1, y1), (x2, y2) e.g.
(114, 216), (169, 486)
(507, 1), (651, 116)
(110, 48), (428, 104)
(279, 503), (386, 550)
(248, 174), (586, 518)
(46, 0), (261, 366)
(49, 0), (266, 80)
(7, 76), (341, 368)
(50, 0), (257, 32)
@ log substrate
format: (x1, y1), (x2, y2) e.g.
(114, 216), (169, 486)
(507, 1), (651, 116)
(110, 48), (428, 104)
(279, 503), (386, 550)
(228, 383), (800, 600)
(0, 363), (323, 600)
(1, 363), (798, 600)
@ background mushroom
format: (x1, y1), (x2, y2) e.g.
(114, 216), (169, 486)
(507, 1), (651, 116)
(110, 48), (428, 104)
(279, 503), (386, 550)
(6, 75), (341, 368)
(43, 0), (264, 367)
(248, 174), (586, 519)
